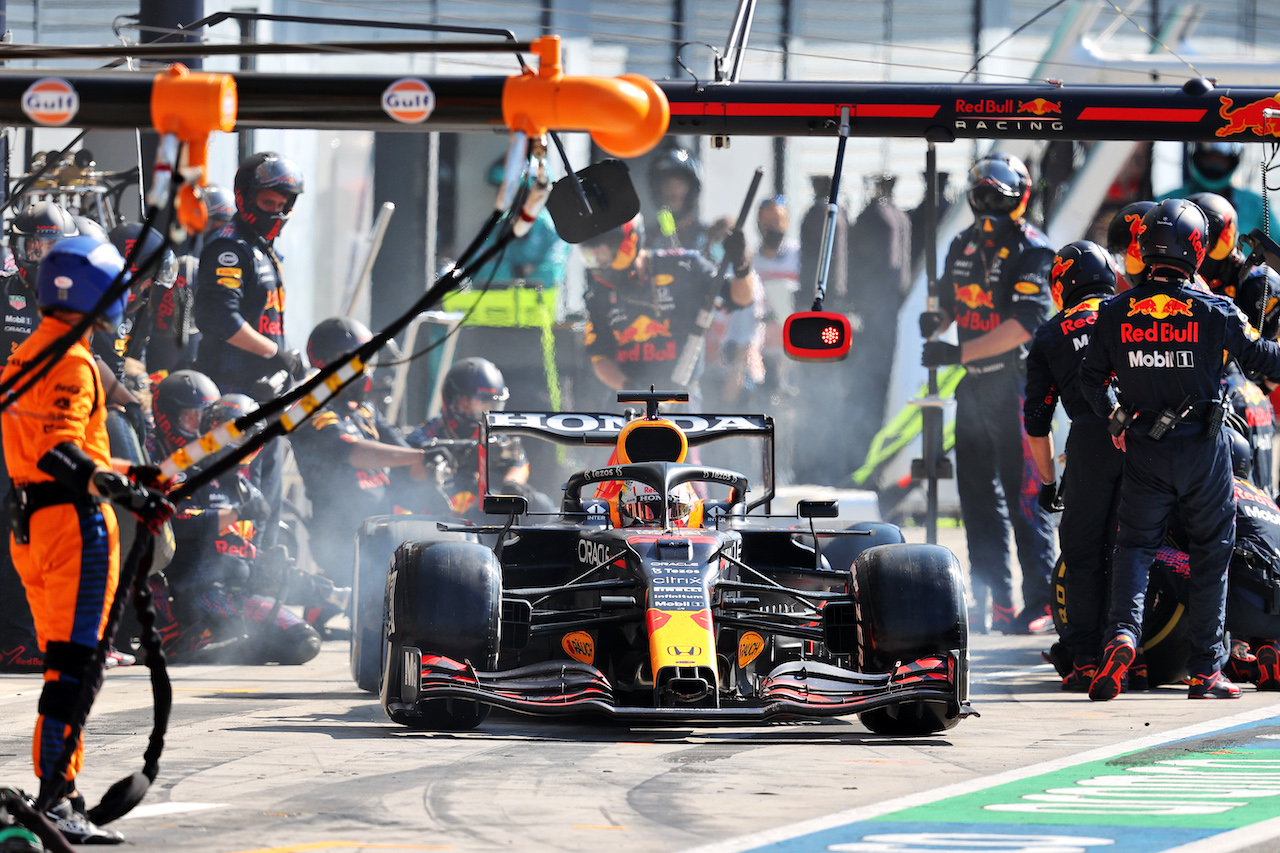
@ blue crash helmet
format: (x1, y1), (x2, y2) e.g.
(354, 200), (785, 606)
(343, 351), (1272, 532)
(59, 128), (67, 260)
(36, 235), (130, 327)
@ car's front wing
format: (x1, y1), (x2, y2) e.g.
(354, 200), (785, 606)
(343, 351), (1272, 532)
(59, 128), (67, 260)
(388, 649), (975, 724)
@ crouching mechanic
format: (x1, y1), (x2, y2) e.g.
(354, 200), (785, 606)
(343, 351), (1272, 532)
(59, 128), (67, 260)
(2, 236), (173, 844)
(146, 372), (330, 664)
(1023, 241), (1124, 690)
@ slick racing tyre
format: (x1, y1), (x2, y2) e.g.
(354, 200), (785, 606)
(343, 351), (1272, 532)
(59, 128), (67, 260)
(853, 543), (967, 736)
(351, 516), (474, 692)
(381, 540), (502, 730)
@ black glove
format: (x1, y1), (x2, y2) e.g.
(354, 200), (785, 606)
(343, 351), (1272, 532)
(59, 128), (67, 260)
(723, 230), (749, 276)
(267, 347), (307, 380)
(249, 370), (291, 404)
(233, 480), (271, 524)
(922, 341), (962, 367)
(127, 464), (164, 489)
(1038, 480), (1064, 513)
(93, 471), (174, 535)
(919, 311), (946, 339)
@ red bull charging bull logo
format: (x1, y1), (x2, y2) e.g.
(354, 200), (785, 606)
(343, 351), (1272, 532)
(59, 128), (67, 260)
(615, 314), (670, 345)
(1217, 93), (1280, 138)
(954, 283), (995, 310)
(1127, 294), (1194, 319)
(1018, 98), (1061, 116)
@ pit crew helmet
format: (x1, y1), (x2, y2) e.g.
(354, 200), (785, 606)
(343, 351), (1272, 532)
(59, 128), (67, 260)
(1138, 198), (1209, 277)
(9, 200), (78, 278)
(1185, 192), (1241, 282)
(307, 316), (372, 371)
(153, 369), (220, 456)
(35, 235), (129, 328)
(1105, 200), (1156, 289)
(577, 214), (644, 281)
(1189, 141), (1243, 190)
(648, 146), (702, 214)
(234, 152), (304, 241)
(1226, 426), (1253, 479)
(1050, 240), (1117, 312)
(967, 153), (1030, 230)
(70, 215), (109, 243)
(442, 357), (508, 428)
(109, 221), (177, 293)
(202, 183), (235, 237)
(618, 481), (697, 528)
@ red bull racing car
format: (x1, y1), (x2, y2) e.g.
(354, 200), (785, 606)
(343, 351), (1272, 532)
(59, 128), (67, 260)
(355, 391), (973, 734)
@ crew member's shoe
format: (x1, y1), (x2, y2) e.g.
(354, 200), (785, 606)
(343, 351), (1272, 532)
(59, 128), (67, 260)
(1041, 642), (1072, 678)
(1187, 670), (1242, 699)
(998, 604), (1054, 635)
(1257, 643), (1280, 691)
(1127, 651), (1149, 692)
(989, 603), (1017, 633)
(1089, 635), (1136, 701)
(45, 793), (124, 844)
(0, 641), (43, 673)
(1224, 639), (1259, 685)
(1061, 661), (1098, 692)
(104, 647), (136, 670)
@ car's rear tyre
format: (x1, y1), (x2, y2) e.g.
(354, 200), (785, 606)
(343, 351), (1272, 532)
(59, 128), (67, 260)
(351, 516), (472, 692)
(380, 540), (502, 730)
(853, 543), (967, 736)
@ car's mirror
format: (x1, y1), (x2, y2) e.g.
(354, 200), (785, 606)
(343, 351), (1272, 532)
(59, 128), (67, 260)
(546, 159), (641, 244)
(797, 499), (839, 518)
(484, 494), (528, 516)
(783, 311), (852, 361)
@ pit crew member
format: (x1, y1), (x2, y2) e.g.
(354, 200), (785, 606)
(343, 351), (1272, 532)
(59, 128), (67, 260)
(919, 153), (1057, 634)
(1079, 198), (1280, 701)
(3, 236), (172, 843)
(1024, 240), (1122, 689)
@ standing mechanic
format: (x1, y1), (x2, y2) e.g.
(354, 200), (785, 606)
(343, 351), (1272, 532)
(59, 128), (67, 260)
(1079, 198), (1280, 701)
(1023, 240), (1122, 690)
(194, 153), (306, 550)
(578, 214), (755, 404)
(3, 236), (171, 843)
(920, 153), (1057, 634)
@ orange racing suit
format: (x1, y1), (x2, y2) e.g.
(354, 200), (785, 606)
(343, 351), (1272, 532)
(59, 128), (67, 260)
(2, 316), (119, 786)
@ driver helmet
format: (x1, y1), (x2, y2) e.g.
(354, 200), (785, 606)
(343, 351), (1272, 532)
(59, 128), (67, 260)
(9, 200), (78, 280)
(618, 480), (697, 528)
(967, 153), (1030, 232)
(1050, 240), (1117, 312)
(153, 369), (220, 457)
(234, 152), (304, 242)
(1105, 200), (1156, 290)
(442, 357), (509, 429)
(1138, 198), (1209, 278)
(1185, 192), (1241, 283)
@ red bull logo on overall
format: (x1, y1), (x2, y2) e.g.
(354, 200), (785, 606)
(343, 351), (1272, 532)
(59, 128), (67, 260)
(1216, 93), (1280, 138)
(615, 315), (670, 345)
(1126, 294), (1194, 319)
(954, 283), (995, 310)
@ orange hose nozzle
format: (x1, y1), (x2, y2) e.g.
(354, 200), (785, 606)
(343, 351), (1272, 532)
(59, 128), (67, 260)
(503, 36), (669, 159)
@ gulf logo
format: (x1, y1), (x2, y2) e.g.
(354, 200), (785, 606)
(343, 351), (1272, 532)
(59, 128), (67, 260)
(22, 78), (79, 126)
(381, 78), (435, 124)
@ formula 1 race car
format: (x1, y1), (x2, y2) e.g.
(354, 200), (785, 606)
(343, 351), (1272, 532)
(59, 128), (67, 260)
(354, 391), (973, 735)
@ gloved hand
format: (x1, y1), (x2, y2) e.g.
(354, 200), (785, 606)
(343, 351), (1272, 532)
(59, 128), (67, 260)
(267, 347), (307, 380)
(922, 341), (962, 367)
(249, 370), (291, 404)
(233, 480), (272, 524)
(1038, 480), (1064, 513)
(127, 464), (165, 489)
(723, 230), (750, 276)
(93, 470), (174, 535)
(919, 311), (946, 339)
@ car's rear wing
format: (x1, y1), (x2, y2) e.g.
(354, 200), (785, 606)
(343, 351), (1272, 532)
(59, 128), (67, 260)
(482, 411), (776, 512)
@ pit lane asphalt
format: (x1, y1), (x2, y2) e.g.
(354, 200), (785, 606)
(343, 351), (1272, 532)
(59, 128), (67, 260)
(1, 527), (1277, 852)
